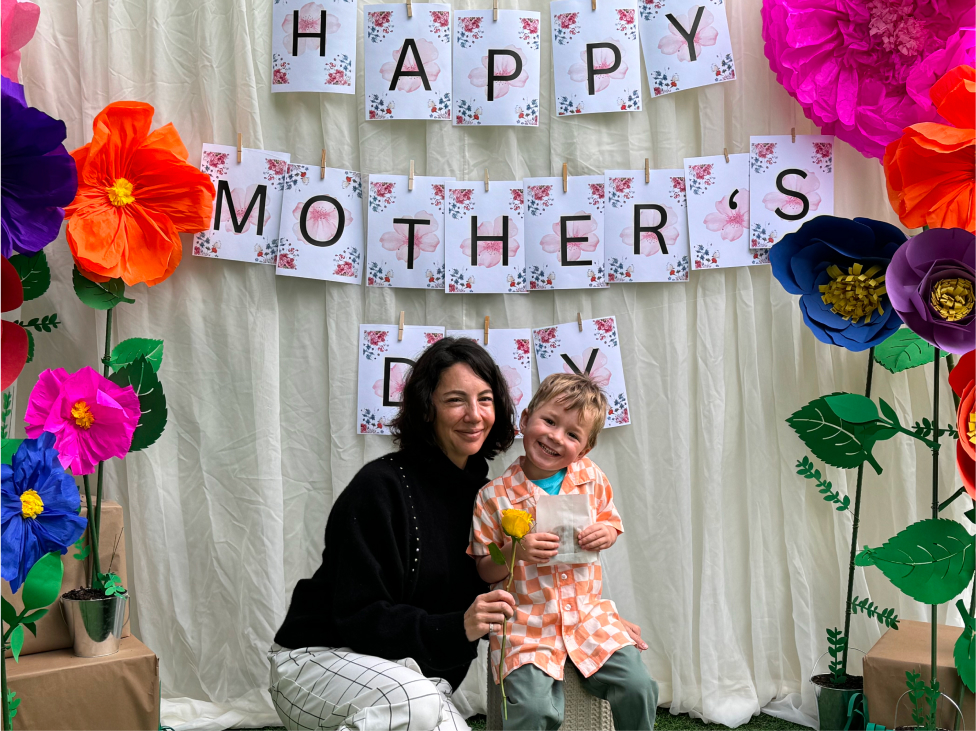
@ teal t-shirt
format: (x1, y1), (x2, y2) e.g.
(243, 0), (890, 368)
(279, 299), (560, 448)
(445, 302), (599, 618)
(531, 468), (567, 495)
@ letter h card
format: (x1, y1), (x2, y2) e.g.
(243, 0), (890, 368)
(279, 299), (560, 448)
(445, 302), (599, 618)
(271, 0), (357, 93)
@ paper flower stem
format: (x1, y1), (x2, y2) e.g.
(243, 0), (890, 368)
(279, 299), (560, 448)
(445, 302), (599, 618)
(88, 306), (115, 591)
(1, 647), (10, 731)
(930, 346), (940, 689)
(82, 474), (100, 587)
(498, 540), (520, 721)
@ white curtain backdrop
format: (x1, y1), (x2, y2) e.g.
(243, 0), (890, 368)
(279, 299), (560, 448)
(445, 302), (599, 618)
(15, 1), (971, 728)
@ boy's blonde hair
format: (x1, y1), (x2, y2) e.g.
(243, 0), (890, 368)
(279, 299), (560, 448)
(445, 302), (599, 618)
(523, 373), (608, 449)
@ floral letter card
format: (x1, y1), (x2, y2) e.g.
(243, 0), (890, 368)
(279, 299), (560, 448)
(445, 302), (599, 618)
(365, 175), (454, 289)
(602, 170), (689, 283)
(524, 176), (607, 289)
(551, 0), (642, 116)
(358, 325), (445, 434)
(749, 135), (834, 248)
(274, 165), (365, 282)
(452, 10), (542, 127)
(444, 182), (527, 294)
(445, 328), (533, 433)
(683, 154), (769, 270)
(533, 317), (630, 429)
(193, 144), (291, 265)
(638, 1), (736, 98)
(271, 0), (357, 93)
(365, 4), (453, 120)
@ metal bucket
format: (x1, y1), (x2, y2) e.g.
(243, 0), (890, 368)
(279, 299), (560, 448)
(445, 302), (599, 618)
(812, 648), (867, 730)
(61, 595), (128, 657)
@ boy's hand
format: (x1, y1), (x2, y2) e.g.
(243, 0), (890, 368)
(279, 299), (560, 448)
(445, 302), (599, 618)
(518, 532), (560, 564)
(578, 523), (617, 551)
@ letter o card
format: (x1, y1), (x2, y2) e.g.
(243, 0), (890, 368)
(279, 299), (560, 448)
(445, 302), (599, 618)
(365, 4), (453, 121)
(271, 0), (357, 93)
(275, 165), (365, 282)
(193, 143), (291, 265)
(550, 0), (641, 116)
(749, 135), (835, 248)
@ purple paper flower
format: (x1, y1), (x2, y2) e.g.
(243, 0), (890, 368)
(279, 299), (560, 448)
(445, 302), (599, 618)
(885, 227), (975, 354)
(1, 76), (77, 258)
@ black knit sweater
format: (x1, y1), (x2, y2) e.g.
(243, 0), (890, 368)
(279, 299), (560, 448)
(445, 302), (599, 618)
(274, 445), (490, 689)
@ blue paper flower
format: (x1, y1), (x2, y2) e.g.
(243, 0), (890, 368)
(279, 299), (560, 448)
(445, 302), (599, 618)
(770, 216), (906, 352)
(1, 432), (86, 593)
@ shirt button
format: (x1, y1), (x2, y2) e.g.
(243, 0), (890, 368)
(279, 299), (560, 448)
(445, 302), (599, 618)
(561, 573), (568, 580)
(564, 603), (572, 611)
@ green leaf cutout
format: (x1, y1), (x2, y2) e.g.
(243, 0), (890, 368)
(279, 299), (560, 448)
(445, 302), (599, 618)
(786, 394), (894, 475)
(878, 399), (900, 426)
(855, 519), (975, 604)
(22, 622), (36, 637)
(24, 327), (34, 364)
(7, 689), (19, 718)
(8, 250), (51, 301)
(955, 600), (975, 692)
(488, 542), (506, 566)
(72, 266), (135, 310)
(109, 356), (167, 452)
(1, 438), (23, 466)
(873, 329), (948, 374)
(966, 508), (975, 524)
(109, 338), (164, 373)
(9, 624), (24, 662)
(21, 552), (64, 611)
(20, 608), (47, 624)
(1, 595), (16, 626)
(824, 393), (880, 424)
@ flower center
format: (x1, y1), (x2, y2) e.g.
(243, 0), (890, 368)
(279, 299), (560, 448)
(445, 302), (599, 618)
(867, 0), (929, 57)
(820, 263), (887, 323)
(107, 178), (135, 207)
(930, 278), (974, 322)
(20, 489), (44, 519)
(969, 411), (975, 444)
(71, 400), (95, 429)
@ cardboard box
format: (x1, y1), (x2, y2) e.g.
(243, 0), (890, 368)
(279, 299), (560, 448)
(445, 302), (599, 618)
(3, 501), (129, 657)
(6, 635), (159, 730)
(863, 620), (974, 730)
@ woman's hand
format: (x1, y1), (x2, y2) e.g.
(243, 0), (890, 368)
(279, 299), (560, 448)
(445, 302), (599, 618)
(578, 523), (617, 551)
(621, 618), (648, 651)
(464, 590), (516, 642)
(520, 532), (560, 564)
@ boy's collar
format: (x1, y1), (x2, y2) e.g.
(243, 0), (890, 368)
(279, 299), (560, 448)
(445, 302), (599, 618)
(515, 456), (589, 485)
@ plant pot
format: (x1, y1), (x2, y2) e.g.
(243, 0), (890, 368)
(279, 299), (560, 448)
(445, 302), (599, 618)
(812, 673), (865, 731)
(61, 594), (128, 657)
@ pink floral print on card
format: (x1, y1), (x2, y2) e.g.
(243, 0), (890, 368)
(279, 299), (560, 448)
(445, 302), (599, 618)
(461, 217), (520, 268)
(380, 39), (441, 93)
(282, 3), (339, 55)
(621, 204), (678, 256)
(469, 45), (529, 99)
(541, 212), (599, 260)
(703, 191), (748, 241)
(569, 40), (627, 92)
(762, 171), (821, 217)
(658, 6), (718, 62)
(380, 212), (440, 261)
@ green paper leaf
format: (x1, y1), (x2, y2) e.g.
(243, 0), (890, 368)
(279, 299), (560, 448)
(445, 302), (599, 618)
(855, 519), (975, 604)
(21, 552), (64, 611)
(72, 266), (135, 310)
(954, 601), (974, 693)
(8, 251), (51, 301)
(7, 689), (19, 718)
(9, 624), (23, 662)
(20, 608), (47, 624)
(1, 438), (23, 466)
(108, 356), (167, 452)
(873, 329), (948, 374)
(786, 394), (893, 475)
(878, 399), (900, 426)
(824, 393), (880, 423)
(23, 327), (34, 364)
(1, 596), (16, 627)
(23, 622), (36, 637)
(109, 338), (164, 373)
(488, 542), (506, 566)
(966, 508), (975, 524)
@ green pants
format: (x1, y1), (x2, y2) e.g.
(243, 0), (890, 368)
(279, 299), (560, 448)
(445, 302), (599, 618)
(501, 645), (658, 731)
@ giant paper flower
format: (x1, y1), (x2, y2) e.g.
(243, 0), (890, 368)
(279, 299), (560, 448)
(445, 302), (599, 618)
(885, 227), (975, 354)
(0, 0), (39, 83)
(1, 255), (27, 391)
(1, 432), (87, 593)
(704, 191), (749, 241)
(380, 211), (439, 262)
(761, 0), (975, 160)
(948, 349), (974, 498)
(469, 46), (529, 99)
(542, 213), (599, 260)
(762, 171), (821, 217)
(769, 216), (905, 351)
(65, 102), (216, 286)
(281, 2), (339, 55)
(24, 367), (141, 475)
(569, 40), (627, 92)
(658, 6), (718, 62)
(1, 77), (77, 258)
(620, 205), (678, 256)
(380, 40), (440, 93)
(462, 217), (520, 269)
(883, 65), (975, 232)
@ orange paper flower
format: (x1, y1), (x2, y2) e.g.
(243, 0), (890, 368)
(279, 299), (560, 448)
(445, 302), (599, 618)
(949, 350), (975, 499)
(65, 102), (215, 286)
(883, 65), (975, 233)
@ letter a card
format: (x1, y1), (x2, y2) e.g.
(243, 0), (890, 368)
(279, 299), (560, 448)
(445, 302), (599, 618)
(452, 10), (542, 126)
(365, 175), (454, 289)
(271, 0), (357, 93)
(524, 176), (607, 289)
(444, 182), (526, 294)
(550, 0), (641, 116)
(639, 1), (736, 97)
(193, 143), (291, 265)
(533, 317), (630, 429)
(364, 4), (453, 120)
(275, 165), (365, 283)
(749, 135), (834, 248)
(603, 170), (690, 282)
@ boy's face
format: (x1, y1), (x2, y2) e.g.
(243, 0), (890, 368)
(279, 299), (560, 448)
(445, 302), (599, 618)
(519, 400), (593, 476)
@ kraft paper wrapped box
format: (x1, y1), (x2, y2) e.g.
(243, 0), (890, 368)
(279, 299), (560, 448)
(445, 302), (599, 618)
(863, 620), (974, 730)
(3, 501), (129, 657)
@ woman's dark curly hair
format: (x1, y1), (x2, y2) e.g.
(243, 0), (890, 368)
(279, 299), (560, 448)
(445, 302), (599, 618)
(390, 337), (516, 459)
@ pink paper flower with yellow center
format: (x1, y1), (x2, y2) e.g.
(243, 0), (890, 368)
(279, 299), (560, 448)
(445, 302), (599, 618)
(24, 367), (141, 476)
(542, 212), (599, 259)
(620, 205), (677, 256)
(763, 171), (821, 217)
(469, 46), (529, 99)
(659, 6), (718, 62)
(380, 211), (440, 261)
(569, 40), (627, 92)
(562, 347), (611, 388)
(292, 199), (352, 245)
(704, 192), (749, 241)
(282, 2), (339, 55)
(221, 185), (272, 234)
(462, 216), (520, 268)
(381, 40), (440, 93)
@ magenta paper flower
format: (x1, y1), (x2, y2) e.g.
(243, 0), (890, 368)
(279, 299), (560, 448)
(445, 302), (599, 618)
(220, 185), (271, 234)
(469, 45), (529, 99)
(374, 362), (409, 401)
(292, 199), (352, 245)
(761, 0), (976, 160)
(762, 171), (821, 217)
(501, 365), (523, 406)
(282, 2), (339, 55)
(620, 205), (676, 256)
(1, 0), (39, 83)
(562, 348), (611, 388)
(461, 216), (520, 268)
(704, 192), (749, 241)
(569, 40), (627, 92)
(24, 367), (141, 475)
(542, 212), (599, 260)
(658, 6), (718, 62)
(380, 40), (440, 93)
(379, 211), (439, 261)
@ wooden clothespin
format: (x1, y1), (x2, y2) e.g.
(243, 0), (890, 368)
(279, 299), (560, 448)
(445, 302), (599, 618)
(406, 0), (412, 17)
(562, 162), (568, 193)
(723, 148), (730, 163)
(320, 148), (327, 180)
(493, 0), (498, 21)
(484, 316), (490, 345)
(591, 0), (596, 10)
(408, 160), (415, 191)
(644, 158), (650, 184)
(484, 168), (490, 192)
(791, 127), (796, 143)
(236, 132), (243, 164)
(398, 311), (405, 341)
(577, 312), (583, 332)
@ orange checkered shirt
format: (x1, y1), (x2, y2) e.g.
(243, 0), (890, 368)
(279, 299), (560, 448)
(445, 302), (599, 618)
(468, 456), (635, 683)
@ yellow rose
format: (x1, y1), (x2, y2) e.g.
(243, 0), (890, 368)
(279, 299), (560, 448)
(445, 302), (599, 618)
(501, 509), (533, 540)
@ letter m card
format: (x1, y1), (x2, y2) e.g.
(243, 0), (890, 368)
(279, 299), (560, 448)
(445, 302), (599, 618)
(272, 0), (357, 93)
(193, 143), (291, 265)
(749, 135), (835, 248)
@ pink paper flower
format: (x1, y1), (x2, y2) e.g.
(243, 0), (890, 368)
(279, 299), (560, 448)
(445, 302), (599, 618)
(620, 204), (678, 256)
(221, 185), (272, 234)
(282, 2), (339, 55)
(469, 45), (529, 99)
(24, 367), (141, 475)
(501, 365), (523, 406)
(562, 348), (611, 388)
(569, 40), (627, 92)
(1, 0), (39, 83)
(541, 212), (599, 260)
(379, 210), (440, 261)
(381, 39), (440, 93)
(704, 192), (749, 241)
(292, 199), (352, 245)
(658, 6), (718, 62)
(461, 216), (520, 268)
(762, 171), (822, 217)
(373, 362), (409, 401)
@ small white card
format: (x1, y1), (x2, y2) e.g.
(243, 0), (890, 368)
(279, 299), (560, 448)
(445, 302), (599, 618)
(271, 0), (357, 93)
(535, 494), (598, 566)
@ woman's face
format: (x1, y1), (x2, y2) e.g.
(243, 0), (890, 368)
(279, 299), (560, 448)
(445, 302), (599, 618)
(431, 363), (496, 469)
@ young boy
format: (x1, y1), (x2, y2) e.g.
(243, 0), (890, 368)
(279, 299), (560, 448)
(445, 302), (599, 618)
(469, 373), (658, 730)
